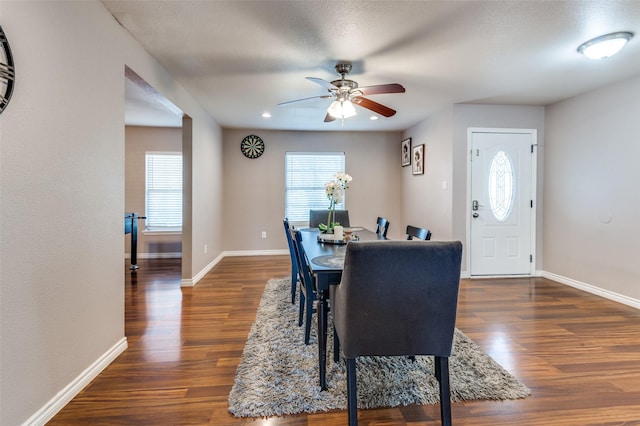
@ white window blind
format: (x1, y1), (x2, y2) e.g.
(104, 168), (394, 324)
(285, 152), (345, 222)
(145, 152), (182, 231)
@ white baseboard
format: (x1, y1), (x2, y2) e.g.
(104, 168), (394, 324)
(181, 250), (289, 287)
(542, 270), (640, 310)
(223, 249), (289, 257)
(180, 252), (225, 287)
(465, 270), (543, 279)
(125, 252), (182, 259)
(463, 269), (639, 310)
(22, 338), (128, 426)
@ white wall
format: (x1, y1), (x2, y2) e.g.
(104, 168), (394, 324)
(221, 129), (405, 249)
(544, 75), (640, 299)
(0, 2), (223, 424)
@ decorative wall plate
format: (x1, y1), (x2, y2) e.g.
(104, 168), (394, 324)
(0, 25), (15, 114)
(241, 135), (265, 159)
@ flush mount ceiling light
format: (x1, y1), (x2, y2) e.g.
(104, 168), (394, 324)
(578, 31), (634, 60)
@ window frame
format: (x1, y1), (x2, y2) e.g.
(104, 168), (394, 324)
(284, 152), (346, 225)
(144, 151), (183, 232)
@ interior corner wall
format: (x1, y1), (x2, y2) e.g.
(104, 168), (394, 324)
(544, 74), (640, 300)
(188, 116), (223, 281)
(402, 106), (455, 241)
(0, 2), (223, 424)
(452, 104), (545, 273)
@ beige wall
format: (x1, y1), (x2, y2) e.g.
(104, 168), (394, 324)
(125, 126), (182, 257)
(221, 129), (405, 250)
(0, 2), (223, 424)
(403, 104), (545, 273)
(2, 1), (639, 425)
(402, 106), (455, 241)
(544, 74), (640, 300)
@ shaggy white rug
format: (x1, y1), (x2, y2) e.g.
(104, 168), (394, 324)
(228, 277), (530, 417)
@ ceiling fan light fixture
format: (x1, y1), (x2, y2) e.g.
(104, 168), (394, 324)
(578, 31), (633, 60)
(327, 99), (357, 119)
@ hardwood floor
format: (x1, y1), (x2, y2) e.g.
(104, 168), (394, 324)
(49, 256), (640, 425)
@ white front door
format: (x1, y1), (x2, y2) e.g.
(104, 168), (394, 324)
(469, 129), (536, 276)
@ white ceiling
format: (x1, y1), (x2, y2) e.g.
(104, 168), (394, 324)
(104, 0), (640, 131)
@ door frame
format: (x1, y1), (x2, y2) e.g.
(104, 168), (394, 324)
(466, 127), (538, 277)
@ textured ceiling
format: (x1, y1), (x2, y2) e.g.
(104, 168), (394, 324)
(104, 0), (640, 131)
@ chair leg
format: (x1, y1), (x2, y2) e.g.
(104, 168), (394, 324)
(298, 290), (305, 327)
(435, 356), (452, 426)
(333, 326), (340, 362)
(346, 358), (358, 426)
(304, 294), (313, 345)
(290, 270), (297, 304)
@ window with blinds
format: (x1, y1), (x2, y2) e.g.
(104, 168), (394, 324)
(145, 152), (183, 231)
(285, 152), (345, 223)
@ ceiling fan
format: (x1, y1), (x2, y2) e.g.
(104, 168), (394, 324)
(278, 63), (405, 122)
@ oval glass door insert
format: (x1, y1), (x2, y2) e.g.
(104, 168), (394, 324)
(488, 150), (514, 221)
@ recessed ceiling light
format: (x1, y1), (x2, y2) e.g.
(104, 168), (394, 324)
(578, 31), (634, 60)
(369, 116), (378, 120)
(261, 112), (271, 118)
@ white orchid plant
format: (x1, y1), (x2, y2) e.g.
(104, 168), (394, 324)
(318, 172), (352, 233)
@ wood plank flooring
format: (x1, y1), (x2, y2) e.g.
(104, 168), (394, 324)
(48, 256), (640, 425)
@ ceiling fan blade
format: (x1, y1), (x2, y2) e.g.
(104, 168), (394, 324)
(278, 95), (332, 107)
(352, 97), (397, 117)
(324, 113), (337, 122)
(307, 77), (338, 90)
(356, 83), (406, 96)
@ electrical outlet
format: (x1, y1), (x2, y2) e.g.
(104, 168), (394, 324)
(204, 244), (208, 254)
(261, 231), (267, 239)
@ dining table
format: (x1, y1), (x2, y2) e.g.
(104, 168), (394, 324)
(298, 226), (386, 390)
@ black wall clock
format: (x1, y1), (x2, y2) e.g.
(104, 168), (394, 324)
(0, 25), (15, 115)
(241, 135), (265, 159)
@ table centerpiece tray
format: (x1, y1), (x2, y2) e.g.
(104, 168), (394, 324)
(317, 234), (358, 245)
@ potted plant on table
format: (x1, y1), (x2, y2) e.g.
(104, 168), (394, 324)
(318, 172), (352, 234)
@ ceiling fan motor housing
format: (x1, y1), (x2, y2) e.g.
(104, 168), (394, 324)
(335, 63), (352, 76)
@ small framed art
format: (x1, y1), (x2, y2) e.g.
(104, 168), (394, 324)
(412, 144), (424, 175)
(401, 138), (411, 167)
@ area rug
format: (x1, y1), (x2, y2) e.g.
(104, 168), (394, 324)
(228, 277), (530, 418)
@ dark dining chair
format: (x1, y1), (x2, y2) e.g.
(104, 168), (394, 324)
(309, 209), (350, 228)
(406, 224), (432, 240)
(292, 230), (317, 345)
(375, 217), (390, 237)
(283, 218), (299, 304)
(330, 240), (463, 426)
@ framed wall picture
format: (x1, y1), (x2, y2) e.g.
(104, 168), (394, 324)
(401, 138), (411, 167)
(412, 144), (424, 175)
